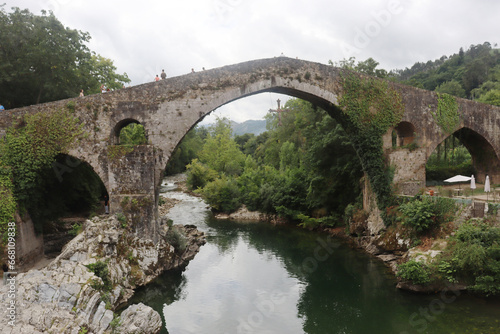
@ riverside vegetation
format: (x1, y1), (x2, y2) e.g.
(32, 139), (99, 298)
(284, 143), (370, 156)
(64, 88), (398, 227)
(168, 94), (499, 296)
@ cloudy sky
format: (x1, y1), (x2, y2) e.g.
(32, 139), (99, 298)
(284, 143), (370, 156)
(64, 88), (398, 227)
(7, 0), (500, 122)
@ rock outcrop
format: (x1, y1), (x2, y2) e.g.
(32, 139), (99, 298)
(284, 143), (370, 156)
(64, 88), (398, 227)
(0, 215), (205, 334)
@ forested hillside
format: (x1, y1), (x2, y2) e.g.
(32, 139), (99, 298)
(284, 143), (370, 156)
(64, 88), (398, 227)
(393, 42), (500, 104)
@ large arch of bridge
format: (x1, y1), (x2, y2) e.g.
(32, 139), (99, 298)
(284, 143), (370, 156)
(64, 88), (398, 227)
(426, 126), (500, 183)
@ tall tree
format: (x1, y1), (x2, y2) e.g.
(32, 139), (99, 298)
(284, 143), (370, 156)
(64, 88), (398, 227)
(0, 7), (130, 108)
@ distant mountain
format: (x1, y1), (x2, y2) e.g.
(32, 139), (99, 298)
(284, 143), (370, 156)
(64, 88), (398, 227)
(232, 119), (267, 136)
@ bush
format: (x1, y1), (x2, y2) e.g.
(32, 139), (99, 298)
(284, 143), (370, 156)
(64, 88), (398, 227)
(200, 176), (241, 213)
(399, 196), (436, 232)
(436, 220), (500, 295)
(399, 196), (456, 233)
(397, 260), (431, 285)
(165, 225), (187, 254)
(186, 159), (218, 190)
(85, 261), (112, 291)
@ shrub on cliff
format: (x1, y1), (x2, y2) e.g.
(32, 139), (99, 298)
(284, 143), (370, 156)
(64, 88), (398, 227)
(399, 196), (455, 233)
(439, 220), (500, 296)
(397, 260), (431, 285)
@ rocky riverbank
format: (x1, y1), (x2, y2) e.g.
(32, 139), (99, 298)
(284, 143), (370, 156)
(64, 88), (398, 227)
(0, 215), (205, 333)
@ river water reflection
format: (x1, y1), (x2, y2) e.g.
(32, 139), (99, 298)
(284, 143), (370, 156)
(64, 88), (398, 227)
(128, 176), (500, 334)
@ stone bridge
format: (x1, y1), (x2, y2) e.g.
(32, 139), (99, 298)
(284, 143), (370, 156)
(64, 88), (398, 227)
(2, 57), (500, 240)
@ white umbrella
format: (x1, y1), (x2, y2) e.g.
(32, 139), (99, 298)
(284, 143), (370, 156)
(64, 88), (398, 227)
(444, 175), (472, 183)
(485, 175), (491, 201)
(444, 175), (472, 195)
(470, 175), (476, 197)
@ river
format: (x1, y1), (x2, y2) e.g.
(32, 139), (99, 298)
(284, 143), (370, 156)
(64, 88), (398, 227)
(127, 175), (500, 334)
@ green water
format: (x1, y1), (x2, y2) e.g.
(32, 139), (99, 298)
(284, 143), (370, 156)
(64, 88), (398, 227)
(128, 217), (500, 334)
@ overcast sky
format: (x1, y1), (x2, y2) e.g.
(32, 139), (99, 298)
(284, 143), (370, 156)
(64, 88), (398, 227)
(7, 0), (500, 123)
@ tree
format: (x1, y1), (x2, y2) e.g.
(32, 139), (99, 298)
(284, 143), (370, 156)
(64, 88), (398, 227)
(84, 54), (131, 94)
(198, 117), (246, 176)
(0, 7), (130, 108)
(478, 89), (500, 106)
(119, 123), (147, 146)
(435, 80), (466, 98)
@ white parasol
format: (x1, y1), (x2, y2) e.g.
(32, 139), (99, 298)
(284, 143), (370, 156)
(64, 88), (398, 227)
(485, 175), (491, 201)
(444, 175), (472, 183)
(444, 175), (471, 194)
(470, 175), (476, 197)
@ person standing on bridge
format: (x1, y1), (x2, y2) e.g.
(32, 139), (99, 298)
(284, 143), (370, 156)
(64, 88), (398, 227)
(0, 104), (5, 111)
(161, 69), (166, 80)
(79, 89), (84, 97)
(104, 194), (109, 214)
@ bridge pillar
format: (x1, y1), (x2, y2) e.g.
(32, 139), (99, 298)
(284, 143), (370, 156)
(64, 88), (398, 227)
(387, 147), (427, 196)
(107, 145), (160, 242)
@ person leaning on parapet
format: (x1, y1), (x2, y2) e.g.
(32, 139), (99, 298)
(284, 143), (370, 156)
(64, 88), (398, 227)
(79, 89), (84, 97)
(161, 69), (166, 80)
(155, 74), (160, 82)
(0, 104), (5, 111)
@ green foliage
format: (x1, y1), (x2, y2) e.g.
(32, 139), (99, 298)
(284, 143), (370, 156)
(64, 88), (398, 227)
(0, 109), (89, 229)
(435, 80), (466, 98)
(329, 57), (389, 78)
(186, 159), (218, 190)
(297, 214), (339, 229)
(430, 93), (460, 134)
(78, 327), (89, 334)
(116, 213), (127, 228)
(119, 123), (147, 146)
(199, 176), (241, 213)
(181, 99), (362, 223)
(85, 261), (112, 292)
(337, 73), (404, 222)
(0, 7), (129, 108)
(437, 261), (458, 283)
(165, 126), (205, 175)
(107, 145), (134, 162)
(68, 223), (83, 236)
(399, 196), (456, 233)
(198, 117), (246, 176)
(397, 260), (431, 285)
(435, 220), (500, 295)
(0, 166), (16, 242)
(165, 225), (187, 254)
(477, 89), (500, 106)
(109, 314), (121, 332)
(396, 42), (500, 99)
(338, 73), (404, 134)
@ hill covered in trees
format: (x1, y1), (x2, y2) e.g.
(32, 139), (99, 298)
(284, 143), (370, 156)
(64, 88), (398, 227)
(334, 42), (500, 106)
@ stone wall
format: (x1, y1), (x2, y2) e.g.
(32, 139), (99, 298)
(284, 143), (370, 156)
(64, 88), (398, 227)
(14, 212), (44, 272)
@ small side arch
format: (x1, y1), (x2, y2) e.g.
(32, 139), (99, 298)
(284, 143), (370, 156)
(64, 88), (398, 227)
(112, 118), (147, 145)
(392, 121), (416, 148)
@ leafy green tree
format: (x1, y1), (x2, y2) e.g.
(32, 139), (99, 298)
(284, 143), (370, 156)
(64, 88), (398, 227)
(199, 176), (241, 213)
(84, 54), (131, 94)
(435, 80), (466, 98)
(478, 89), (500, 106)
(198, 117), (246, 176)
(165, 126), (205, 175)
(119, 123), (147, 146)
(0, 7), (129, 108)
